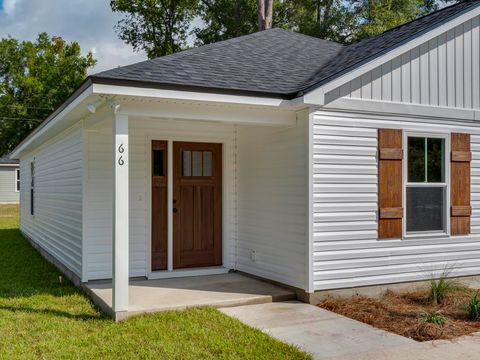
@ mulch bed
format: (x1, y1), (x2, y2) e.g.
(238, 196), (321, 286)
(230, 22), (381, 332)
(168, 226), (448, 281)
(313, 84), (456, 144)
(319, 288), (480, 341)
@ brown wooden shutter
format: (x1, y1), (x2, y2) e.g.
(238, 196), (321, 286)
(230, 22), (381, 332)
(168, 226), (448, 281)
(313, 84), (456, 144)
(378, 129), (403, 239)
(451, 133), (471, 236)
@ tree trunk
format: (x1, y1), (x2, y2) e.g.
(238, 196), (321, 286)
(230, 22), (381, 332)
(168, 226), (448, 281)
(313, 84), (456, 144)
(257, 0), (273, 31)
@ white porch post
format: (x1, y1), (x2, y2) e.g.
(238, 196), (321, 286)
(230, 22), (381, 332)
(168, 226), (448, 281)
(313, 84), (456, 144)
(113, 112), (129, 313)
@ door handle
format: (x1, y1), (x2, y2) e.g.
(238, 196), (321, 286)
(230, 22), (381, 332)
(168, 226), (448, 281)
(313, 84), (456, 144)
(173, 208), (178, 213)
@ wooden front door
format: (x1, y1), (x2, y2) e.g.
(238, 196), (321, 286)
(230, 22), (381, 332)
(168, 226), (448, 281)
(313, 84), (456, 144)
(151, 140), (168, 271)
(173, 142), (222, 269)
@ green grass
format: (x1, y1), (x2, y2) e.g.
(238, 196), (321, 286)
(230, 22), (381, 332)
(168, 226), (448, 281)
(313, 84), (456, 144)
(0, 208), (310, 359)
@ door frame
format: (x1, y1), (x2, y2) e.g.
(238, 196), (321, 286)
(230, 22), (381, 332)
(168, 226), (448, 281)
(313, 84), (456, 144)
(145, 134), (234, 277)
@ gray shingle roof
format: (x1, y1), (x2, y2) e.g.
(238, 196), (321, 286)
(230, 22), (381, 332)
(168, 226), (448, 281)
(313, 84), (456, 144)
(92, 29), (343, 97)
(92, 0), (480, 99)
(0, 157), (19, 165)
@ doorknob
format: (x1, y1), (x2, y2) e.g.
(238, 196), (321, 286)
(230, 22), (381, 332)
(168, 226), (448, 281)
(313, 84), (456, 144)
(173, 208), (178, 213)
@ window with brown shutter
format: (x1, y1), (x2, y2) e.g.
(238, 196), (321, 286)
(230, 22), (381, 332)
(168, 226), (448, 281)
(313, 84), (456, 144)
(451, 133), (471, 236)
(378, 129), (403, 239)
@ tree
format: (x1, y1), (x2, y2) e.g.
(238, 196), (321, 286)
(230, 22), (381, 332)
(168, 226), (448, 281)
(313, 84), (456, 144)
(275, 0), (357, 44)
(351, 0), (439, 41)
(0, 33), (96, 155)
(257, 0), (274, 30)
(194, 0), (258, 45)
(110, 0), (198, 58)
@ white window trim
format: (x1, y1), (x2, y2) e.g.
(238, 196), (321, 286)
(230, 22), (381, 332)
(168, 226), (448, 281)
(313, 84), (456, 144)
(402, 131), (451, 239)
(14, 168), (20, 192)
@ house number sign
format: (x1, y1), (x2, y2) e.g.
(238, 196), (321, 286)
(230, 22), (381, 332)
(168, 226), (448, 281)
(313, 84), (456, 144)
(118, 143), (125, 166)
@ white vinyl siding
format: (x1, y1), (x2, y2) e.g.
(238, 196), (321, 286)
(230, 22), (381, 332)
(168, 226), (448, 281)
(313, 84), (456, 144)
(19, 123), (84, 277)
(84, 117), (235, 280)
(312, 109), (480, 290)
(325, 16), (480, 110)
(0, 166), (20, 203)
(236, 120), (307, 289)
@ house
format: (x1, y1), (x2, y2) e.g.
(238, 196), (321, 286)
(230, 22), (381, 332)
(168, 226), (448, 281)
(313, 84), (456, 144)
(9, 0), (480, 318)
(0, 157), (20, 204)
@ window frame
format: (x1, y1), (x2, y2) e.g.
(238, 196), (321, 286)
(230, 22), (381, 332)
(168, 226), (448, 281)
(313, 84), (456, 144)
(15, 168), (20, 193)
(402, 132), (450, 239)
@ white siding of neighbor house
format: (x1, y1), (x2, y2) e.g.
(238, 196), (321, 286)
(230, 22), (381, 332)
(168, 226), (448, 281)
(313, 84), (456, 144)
(312, 109), (480, 291)
(0, 166), (19, 203)
(19, 123), (84, 277)
(236, 120), (307, 289)
(84, 117), (235, 280)
(325, 16), (480, 110)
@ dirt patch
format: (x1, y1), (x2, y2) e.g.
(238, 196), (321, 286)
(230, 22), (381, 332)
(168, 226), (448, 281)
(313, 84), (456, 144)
(0, 204), (19, 218)
(319, 288), (480, 341)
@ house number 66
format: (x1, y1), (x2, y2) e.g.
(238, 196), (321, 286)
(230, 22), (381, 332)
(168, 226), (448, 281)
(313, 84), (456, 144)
(118, 144), (125, 166)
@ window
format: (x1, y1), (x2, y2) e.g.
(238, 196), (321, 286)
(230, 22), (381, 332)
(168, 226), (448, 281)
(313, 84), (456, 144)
(15, 168), (20, 192)
(182, 150), (213, 177)
(152, 149), (165, 176)
(406, 136), (447, 234)
(30, 162), (35, 216)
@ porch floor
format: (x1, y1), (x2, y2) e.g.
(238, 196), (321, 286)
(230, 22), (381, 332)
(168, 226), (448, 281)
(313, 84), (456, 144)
(84, 272), (296, 320)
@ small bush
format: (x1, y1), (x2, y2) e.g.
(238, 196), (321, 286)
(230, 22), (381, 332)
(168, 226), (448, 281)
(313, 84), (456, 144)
(429, 270), (464, 305)
(421, 311), (447, 325)
(466, 293), (480, 321)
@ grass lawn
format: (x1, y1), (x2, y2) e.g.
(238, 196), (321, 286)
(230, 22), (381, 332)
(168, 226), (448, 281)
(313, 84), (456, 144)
(0, 206), (310, 359)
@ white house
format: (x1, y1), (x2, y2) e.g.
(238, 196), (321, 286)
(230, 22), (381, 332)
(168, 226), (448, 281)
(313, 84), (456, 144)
(0, 157), (20, 204)
(10, 1), (480, 317)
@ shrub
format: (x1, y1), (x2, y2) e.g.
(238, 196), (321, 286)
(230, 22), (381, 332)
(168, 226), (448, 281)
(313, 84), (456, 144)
(466, 292), (480, 321)
(421, 311), (447, 325)
(429, 268), (464, 305)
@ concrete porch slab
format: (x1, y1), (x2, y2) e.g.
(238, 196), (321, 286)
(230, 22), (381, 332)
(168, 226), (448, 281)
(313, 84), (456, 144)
(84, 272), (296, 320)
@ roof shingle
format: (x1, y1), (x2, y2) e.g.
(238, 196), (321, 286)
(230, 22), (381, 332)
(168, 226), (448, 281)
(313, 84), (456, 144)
(92, 0), (480, 98)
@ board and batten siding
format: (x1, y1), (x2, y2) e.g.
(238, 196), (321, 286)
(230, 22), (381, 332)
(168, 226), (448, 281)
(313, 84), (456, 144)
(84, 117), (235, 280)
(19, 123), (84, 278)
(236, 120), (307, 289)
(312, 109), (480, 291)
(0, 166), (19, 203)
(325, 15), (480, 110)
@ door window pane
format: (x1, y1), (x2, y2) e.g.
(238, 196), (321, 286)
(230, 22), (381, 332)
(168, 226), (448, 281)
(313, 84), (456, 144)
(153, 150), (165, 176)
(192, 151), (202, 176)
(408, 137), (425, 182)
(406, 187), (445, 232)
(427, 138), (445, 182)
(203, 151), (212, 176)
(182, 151), (191, 176)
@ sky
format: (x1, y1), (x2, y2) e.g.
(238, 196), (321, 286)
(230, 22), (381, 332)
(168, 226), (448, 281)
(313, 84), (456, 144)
(0, 0), (148, 73)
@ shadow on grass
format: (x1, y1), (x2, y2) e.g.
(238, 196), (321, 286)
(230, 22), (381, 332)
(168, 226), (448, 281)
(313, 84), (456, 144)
(0, 304), (101, 320)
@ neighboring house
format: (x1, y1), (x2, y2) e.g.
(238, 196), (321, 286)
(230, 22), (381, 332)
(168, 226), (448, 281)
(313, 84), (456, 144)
(9, 1), (480, 316)
(0, 157), (20, 204)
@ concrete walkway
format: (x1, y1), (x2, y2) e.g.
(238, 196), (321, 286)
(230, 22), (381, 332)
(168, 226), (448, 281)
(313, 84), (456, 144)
(221, 302), (480, 360)
(85, 273), (295, 320)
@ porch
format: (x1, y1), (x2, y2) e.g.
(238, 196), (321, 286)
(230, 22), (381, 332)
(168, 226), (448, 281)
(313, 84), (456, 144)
(84, 273), (296, 321)
(82, 95), (308, 317)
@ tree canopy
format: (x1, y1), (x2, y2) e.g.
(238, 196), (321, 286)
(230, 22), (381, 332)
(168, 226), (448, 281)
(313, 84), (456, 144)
(0, 33), (96, 155)
(110, 0), (198, 58)
(113, 0), (460, 55)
